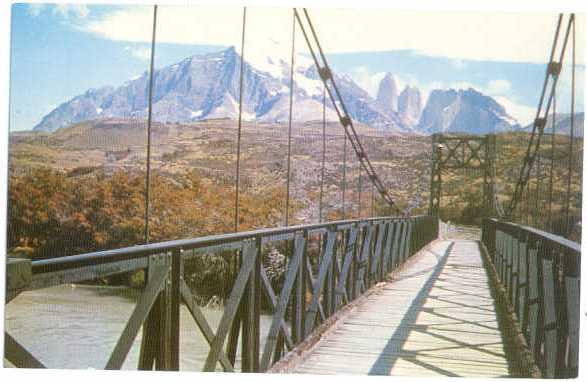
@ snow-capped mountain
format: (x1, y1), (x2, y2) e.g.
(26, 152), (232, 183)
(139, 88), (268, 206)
(33, 46), (523, 135)
(417, 88), (521, 134)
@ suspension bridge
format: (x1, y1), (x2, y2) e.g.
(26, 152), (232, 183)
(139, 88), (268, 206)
(4, 8), (581, 379)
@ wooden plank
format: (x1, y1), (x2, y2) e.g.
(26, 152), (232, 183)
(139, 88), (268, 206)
(203, 240), (258, 371)
(290, 240), (511, 377)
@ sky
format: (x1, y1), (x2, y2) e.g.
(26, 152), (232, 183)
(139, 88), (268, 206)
(8, 3), (586, 131)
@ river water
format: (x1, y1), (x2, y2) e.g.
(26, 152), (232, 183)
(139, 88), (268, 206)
(5, 285), (273, 371)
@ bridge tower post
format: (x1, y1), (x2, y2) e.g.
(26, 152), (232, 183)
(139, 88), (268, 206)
(429, 134), (442, 217)
(482, 134), (497, 216)
(428, 133), (496, 220)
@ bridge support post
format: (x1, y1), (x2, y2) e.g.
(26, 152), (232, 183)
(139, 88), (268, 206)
(482, 134), (497, 215)
(428, 133), (497, 220)
(429, 134), (442, 217)
(136, 252), (180, 371)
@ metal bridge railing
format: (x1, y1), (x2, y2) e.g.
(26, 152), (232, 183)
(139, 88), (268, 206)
(481, 218), (580, 378)
(6, 215), (438, 371)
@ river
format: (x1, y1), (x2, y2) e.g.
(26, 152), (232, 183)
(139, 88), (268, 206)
(5, 285), (274, 371)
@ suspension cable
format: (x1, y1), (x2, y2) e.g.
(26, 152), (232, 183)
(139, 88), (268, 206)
(144, 4), (158, 244)
(284, 10), (296, 226)
(234, 7), (247, 232)
(506, 14), (574, 218)
(293, 8), (401, 215)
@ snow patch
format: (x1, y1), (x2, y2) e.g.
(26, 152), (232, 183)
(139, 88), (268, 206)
(191, 110), (204, 118)
(242, 111), (256, 121)
(295, 76), (322, 97)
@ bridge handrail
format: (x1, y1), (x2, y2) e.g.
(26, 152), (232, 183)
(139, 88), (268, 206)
(481, 218), (580, 378)
(6, 215), (439, 371)
(31, 215), (428, 275)
(483, 218), (580, 254)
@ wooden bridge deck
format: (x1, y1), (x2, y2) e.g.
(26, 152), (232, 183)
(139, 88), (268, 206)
(291, 240), (514, 377)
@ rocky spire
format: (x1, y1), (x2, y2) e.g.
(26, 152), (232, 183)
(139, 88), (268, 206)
(375, 72), (398, 113)
(398, 86), (422, 125)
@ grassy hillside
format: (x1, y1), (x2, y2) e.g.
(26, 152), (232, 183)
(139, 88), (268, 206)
(8, 119), (583, 261)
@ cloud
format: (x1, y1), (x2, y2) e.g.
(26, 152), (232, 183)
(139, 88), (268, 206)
(52, 4), (90, 19)
(26, 4), (46, 17)
(556, 64), (585, 113)
(487, 79), (512, 95)
(76, 6), (583, 64)
(350, 66), (386, 96)
(26, 4), (90, 19)
(450, 59), (467, 70)
(124, 46), (152, 61)
(494, 96), (535, 125)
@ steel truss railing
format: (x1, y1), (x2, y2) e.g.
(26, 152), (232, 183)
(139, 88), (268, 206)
(6, 215), (438, 371)
(481, 218), (580, 378)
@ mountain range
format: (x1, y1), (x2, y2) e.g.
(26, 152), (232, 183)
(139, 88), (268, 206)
(33, 46), (526, 135)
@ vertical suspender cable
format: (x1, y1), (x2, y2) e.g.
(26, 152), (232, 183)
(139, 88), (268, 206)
(285, 10), (296, 226)
(319, 85), (326, 223)
(547, 86), (556, 230)
(506, 15), (564, 218)
(564, 14), (576, 235)
(293, 9), (400, 215)
(357, 167), (362, 218)
(342, 134), (347, 219)
(234, 7), (246, 233)
(535, 140), (542, 227)
(144, 4), (157, 244)
(370, 186), (375, 217)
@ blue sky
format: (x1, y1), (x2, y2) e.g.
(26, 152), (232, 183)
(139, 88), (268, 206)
(9, 3), (585, 131)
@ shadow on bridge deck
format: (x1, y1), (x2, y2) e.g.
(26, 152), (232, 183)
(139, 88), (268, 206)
(292, 240), (516, 377)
